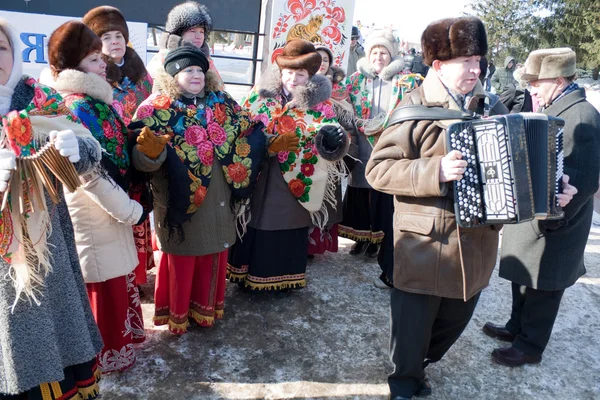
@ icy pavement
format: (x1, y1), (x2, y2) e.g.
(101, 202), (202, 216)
(99, 228), (600, 399)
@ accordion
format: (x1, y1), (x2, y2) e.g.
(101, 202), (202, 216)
(447, 113), (565, 228)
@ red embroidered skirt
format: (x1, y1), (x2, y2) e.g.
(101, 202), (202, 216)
(133, 219), (155, 285)
(86, 273), (145, 373)
(153, 251), (227, 335)
(131, 192), (155, 286)
(308, 224), (339, 255)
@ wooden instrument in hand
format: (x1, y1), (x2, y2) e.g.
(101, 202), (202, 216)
(1, 140), (81, 213)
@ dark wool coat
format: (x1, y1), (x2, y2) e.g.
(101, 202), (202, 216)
(499, 88), (600, 290)
(366, 71), (508, 300)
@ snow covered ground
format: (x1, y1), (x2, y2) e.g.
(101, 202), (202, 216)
(99, 227), (600, 399)
(128, 42), (600, 399)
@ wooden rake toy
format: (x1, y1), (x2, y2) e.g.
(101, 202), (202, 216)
(1, 140), (81, 213)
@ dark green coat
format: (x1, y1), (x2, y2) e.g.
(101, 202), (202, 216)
(499, 88), (600, 290)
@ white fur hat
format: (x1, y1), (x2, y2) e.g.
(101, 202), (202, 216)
(521, 48), (576, 82)
(365, 30), (397, 58)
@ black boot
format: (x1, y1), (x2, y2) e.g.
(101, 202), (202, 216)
(349, 241), (368, 256)
(365, 243), (380, 258)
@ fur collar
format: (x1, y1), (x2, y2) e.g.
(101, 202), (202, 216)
(356, 57), (405, 81)
(159, 31), (211, 58)
(39, 68), (113, 104)
(420, 69), (487, 111)
(104, 47), (148, 85)
(152, 65), (222, 100)
(257, 65), (332, 110)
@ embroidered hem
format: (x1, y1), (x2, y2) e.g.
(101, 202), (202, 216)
(338, 225), (384, 244)
(153, 308), (224, 333)
(228, 268), (307, 291)
(38, 361), (101, 400)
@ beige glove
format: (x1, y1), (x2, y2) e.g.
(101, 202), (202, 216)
(268, 132), (300, 153)
(136, 127), (171, 160)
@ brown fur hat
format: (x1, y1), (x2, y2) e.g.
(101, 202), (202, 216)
(421, 17), (487, 66)
(276, 39), (322, 76)
(521, 48), (576, 82)
(48, 21), (102, 77)
(82, 6), (129, 43)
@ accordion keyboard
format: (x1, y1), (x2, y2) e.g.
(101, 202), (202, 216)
(450, 125), (484, 227)
(449, 121), (518, 228)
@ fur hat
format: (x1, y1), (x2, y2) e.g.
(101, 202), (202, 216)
(276, 39), (322, 76)
(48, 21), (102, 77)
(520, 48), (576, 82)
(364, 30), (396, 58)
(82, 6), (129, 43)
(165, 2), (213, 37)
(164, 45), (209, 76)
(351, 26), (360, 38)
(421, 17), (488, 66)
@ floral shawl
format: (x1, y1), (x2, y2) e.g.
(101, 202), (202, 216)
(131, 91), (266, 232)
(111, 72), (153, 126)
(64, 94), (130, 184)
(242, 83), (342, 222)
(0, 77), (93, 309)
(348, 71), (421, 145)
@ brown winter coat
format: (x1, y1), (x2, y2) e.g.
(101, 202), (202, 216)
(366, 70), (507, 300)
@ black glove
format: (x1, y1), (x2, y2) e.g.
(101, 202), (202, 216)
(135, 209), (149, 226)
(319, 125), (345, 152)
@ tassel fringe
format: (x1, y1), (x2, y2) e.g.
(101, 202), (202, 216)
(8, 212), (54, 313)
(310, 159), (348, 230)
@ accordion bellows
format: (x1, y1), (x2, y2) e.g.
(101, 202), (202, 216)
(447, 113), (564, 228)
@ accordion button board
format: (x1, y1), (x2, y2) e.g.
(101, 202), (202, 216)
(447, 113), (564, 228)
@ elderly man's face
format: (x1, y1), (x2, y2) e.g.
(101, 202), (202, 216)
(435, 55), (481, 95)
(529, 78), (565, 108)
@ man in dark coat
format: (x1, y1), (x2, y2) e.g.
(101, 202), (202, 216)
(366, 17), (509, 400)
(484, 47), (598, 367)
(347, 26), (365, 77)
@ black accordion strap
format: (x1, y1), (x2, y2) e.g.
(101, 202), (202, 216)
(389, 105), (477, 127)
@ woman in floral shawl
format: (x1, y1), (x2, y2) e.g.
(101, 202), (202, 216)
(130, 46), (266, 334)
(82, 6), (155, 290)
(0, 19), (103, 399)
(41, 21), (147, 374)
(306, 44), (356, 258)
(227, 40), (349, 292)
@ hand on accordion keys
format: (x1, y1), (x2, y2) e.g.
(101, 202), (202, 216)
(49, 130), (80, 163)
(0, 149), (16, 192)
(557, 174), (577, 208)
(440, 150), (468, 183)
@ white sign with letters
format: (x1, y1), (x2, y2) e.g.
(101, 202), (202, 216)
(0, 10), (148, 79)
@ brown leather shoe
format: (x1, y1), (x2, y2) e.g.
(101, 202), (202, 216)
(483, 322), (516, 342)
(492, 346), (542, 367)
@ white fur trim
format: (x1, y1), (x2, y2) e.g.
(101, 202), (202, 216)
(39, 69), (113, 104)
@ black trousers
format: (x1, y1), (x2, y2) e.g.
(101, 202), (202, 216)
(375, 191), (394, 285)
(505, 283), (565, 356)
(388, 289), (480, 398)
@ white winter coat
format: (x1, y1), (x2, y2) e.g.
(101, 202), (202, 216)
(40, 69), (143, 283)
(65, 173), (142, 282)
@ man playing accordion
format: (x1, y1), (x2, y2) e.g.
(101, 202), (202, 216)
(365, 18), (577, 400)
